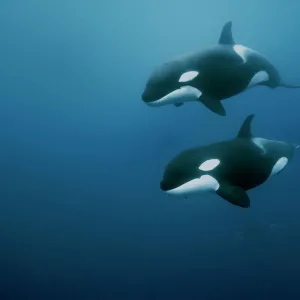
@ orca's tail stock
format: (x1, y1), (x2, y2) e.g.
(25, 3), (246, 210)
(279, 82), (300, 89)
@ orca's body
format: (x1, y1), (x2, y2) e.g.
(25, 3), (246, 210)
(160, 115), (298, 208)
(142, 22), (300, 116)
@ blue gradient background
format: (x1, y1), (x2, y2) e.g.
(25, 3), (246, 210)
(1, 1), (300, 299)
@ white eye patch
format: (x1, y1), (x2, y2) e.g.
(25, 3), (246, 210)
(178, 71), (199, 83)
(199, 159), (220, 171)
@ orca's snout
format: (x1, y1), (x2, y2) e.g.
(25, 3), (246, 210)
(160, 180), (169, 191)
(141, 91), (147, 102)
(142, 90), (151, 103)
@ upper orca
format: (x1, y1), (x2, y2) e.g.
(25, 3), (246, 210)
(142, 22), (300, 116)
(160, 114), (298, 208)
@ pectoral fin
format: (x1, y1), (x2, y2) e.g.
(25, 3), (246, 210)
(198, 95), (226, 116)
(216, 182), (250, 208)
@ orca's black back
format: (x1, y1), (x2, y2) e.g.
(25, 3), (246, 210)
(178, 45), (281, 99)
(208, 140), (273, 190)
(170, 139), (280, 191)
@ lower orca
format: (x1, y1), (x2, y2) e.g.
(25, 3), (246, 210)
(160, 115), (298, 208)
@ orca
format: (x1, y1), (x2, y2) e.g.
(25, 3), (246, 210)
(160, 114), (298, 208)
(142, 22), (300, 116)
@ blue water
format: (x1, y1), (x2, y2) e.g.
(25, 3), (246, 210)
(1, 1), (300, 299)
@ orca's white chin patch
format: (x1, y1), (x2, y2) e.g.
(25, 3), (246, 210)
(165, 175), (220, 196)
(147, 86), (202, 107)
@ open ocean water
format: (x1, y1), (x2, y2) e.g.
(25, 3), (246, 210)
(0, 1), (300, 299)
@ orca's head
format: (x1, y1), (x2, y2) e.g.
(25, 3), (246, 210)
(142, 59), (202, 107)
(160, 153), (221, 197)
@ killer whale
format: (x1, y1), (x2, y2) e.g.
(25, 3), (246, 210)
(160, 114), (298, 208)
(142, 22), (300, 116)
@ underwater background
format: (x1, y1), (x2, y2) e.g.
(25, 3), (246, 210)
(1, 0), (300, 299)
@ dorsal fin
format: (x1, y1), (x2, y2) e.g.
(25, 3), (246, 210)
(237, 114), (255, 139)
(218, 21), (235, 45)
